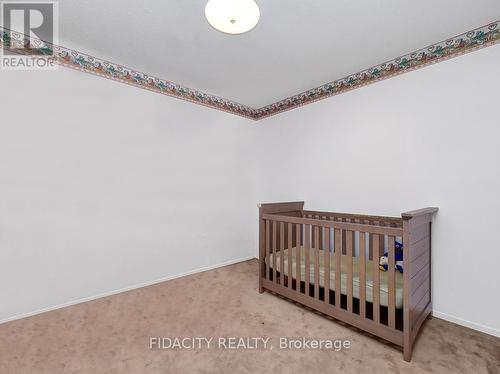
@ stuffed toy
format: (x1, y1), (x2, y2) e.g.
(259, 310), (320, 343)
(395, 241), (403, 252)
(379, 255), (389, 271)
(379, 241), (404, 273)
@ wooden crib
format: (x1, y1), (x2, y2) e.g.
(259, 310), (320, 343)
(258, 201), (438, 361)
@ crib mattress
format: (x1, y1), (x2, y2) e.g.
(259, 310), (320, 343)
(266, 246), (403, 309)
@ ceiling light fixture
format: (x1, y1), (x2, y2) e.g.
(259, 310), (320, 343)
(205, 0), (260, 35)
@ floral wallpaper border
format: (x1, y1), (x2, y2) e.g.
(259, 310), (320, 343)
(254, 21), (499, 120)
(1, 20), (498, 120)
(0, 27), (257, 119)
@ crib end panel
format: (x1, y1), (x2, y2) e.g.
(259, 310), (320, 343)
(402, 207), (438, 361)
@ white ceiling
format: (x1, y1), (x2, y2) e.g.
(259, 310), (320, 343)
(59, 0), (500, 108)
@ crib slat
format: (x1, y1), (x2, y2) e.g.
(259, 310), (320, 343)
(334, 228), (341, 308)
(341, 218), (347, 255)
(373, 234), (381, 323)
(359, 232), (366, 318)
(324, 228), (330, 305)
(315, 216), (322, 250)
(272, 220), (277, 284)
(295, 223), (301, 292)
(314, 226), (320, 299)
(388, 236), (396, 329)
(368, 221), (374, 261)
(346, 230), (353, 312)
(280, 222), (285, 287)
(305, 224), (311, 296)
(288, 223), (293, 290)
(265, 220), (270, 280)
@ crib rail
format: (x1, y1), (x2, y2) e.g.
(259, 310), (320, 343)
(263, 213), (403, 236)
(302, 210), (403, 228)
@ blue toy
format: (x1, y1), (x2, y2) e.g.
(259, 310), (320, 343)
(379, 241), (404, 273)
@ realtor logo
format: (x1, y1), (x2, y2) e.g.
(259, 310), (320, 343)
(1, 1), (58, 69)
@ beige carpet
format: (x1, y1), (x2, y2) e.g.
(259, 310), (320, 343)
(0, 259), (498, 374)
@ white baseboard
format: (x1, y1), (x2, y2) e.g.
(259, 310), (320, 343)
(432, 310), (500, 338)
(0, 256), (256, 325)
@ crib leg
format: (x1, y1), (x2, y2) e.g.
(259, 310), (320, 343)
(403, 341), (412, 362)
(258, 258), (264, 293)
(258, 268), (264, 293)
(258, 274), (264, 293)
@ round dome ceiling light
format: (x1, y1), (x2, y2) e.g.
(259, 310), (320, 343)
(205, 0), (260, 35)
